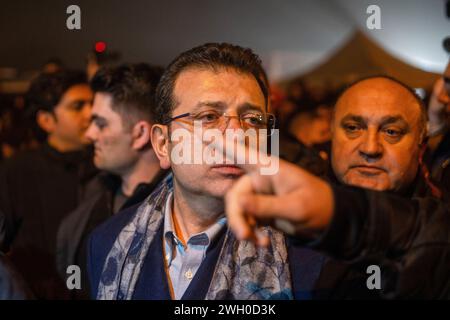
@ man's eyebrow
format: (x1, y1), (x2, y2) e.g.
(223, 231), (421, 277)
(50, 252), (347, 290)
(91, 114), (106, 122)
(191, 101), (265, 114)
(340, 114), (410, 127)
(237, 102), (265, 114)
(192, 101), (227, 112)
(379, 115), (409, 127)
(340, 114), (366, 124)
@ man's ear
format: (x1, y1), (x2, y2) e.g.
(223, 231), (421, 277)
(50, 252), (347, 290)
(131, 121), (152, 150)
(36, 110), (56, 134)
(151, 124), (171, 169)
(419, 125), (429, 147)
(330, 120), (336, 137)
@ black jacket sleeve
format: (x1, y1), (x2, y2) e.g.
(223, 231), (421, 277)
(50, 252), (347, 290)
(307, 185), (450, 299)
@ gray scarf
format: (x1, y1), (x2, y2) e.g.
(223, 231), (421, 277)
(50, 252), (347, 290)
(97, 174), (293, 300)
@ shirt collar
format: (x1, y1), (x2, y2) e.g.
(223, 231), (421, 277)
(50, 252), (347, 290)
(163, 191), (226, 262)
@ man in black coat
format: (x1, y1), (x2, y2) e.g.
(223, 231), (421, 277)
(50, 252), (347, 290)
(0, 70), (97, 299)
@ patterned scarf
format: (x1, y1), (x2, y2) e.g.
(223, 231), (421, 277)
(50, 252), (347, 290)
(97, 174), (293, 300)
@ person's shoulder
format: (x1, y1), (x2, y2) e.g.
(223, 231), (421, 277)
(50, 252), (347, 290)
(0, 148), (44, 171)
(58, 173), (111, 240)
(0, 147), (55, 187)
(87, 202), (143, 297)
(89, 203), (141, 263)
(89, 202), (143, 251)
(82, 173), (117, 198)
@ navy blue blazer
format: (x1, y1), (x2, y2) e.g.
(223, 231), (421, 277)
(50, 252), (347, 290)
(87, 203), (326, 300)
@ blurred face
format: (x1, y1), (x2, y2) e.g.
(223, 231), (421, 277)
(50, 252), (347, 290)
(51, 84), (93, 150)
(331, 78), (423, 192)
(438, 62), (450, 116)
(85, 92), (138, 174)
(162, 67), (266, 199)
(309, 117), (331, 146)
(289, 105), (332, 147)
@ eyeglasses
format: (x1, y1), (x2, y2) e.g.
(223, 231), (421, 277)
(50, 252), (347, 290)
(163, 109), (276, 134)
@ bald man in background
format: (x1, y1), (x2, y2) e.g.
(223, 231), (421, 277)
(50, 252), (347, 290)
(224, 76), (450, 299)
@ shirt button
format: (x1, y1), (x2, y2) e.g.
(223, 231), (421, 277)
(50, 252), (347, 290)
(184, 269), (193, 280)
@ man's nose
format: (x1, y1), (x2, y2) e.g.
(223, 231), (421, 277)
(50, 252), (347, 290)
(84, 123), (96, 142)
(359, 129), (382, 161)
(222, 115), (242, 132)
(228, 117), (242, 129)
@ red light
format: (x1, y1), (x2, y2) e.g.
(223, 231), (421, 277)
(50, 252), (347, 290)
(95, 41), (106, 53)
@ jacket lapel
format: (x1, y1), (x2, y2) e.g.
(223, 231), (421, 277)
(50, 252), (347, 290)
(132, 223), (172, 300)
(181, 227), (227, 300)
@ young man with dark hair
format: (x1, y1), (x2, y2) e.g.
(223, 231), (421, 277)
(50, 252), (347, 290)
(0, 70), (96, 299)
(57, 64), (167, 299)
(87, 43), (325, 300)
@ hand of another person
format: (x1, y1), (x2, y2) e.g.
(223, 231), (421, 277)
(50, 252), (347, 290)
(218, 138), (335, 246)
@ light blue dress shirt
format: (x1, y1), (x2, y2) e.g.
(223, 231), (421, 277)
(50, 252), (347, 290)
(163, 192), (226, 299)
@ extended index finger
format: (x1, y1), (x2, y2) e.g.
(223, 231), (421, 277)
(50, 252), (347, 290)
(205, 131), (277, 175)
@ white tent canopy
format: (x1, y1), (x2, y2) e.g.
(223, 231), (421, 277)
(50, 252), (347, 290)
(0, 0), (448, 82)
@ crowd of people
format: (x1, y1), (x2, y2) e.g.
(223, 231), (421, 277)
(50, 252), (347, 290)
(0, 42), (449, 300)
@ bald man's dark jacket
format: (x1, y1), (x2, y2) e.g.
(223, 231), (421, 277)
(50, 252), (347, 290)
(300, 173), (450, 299)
